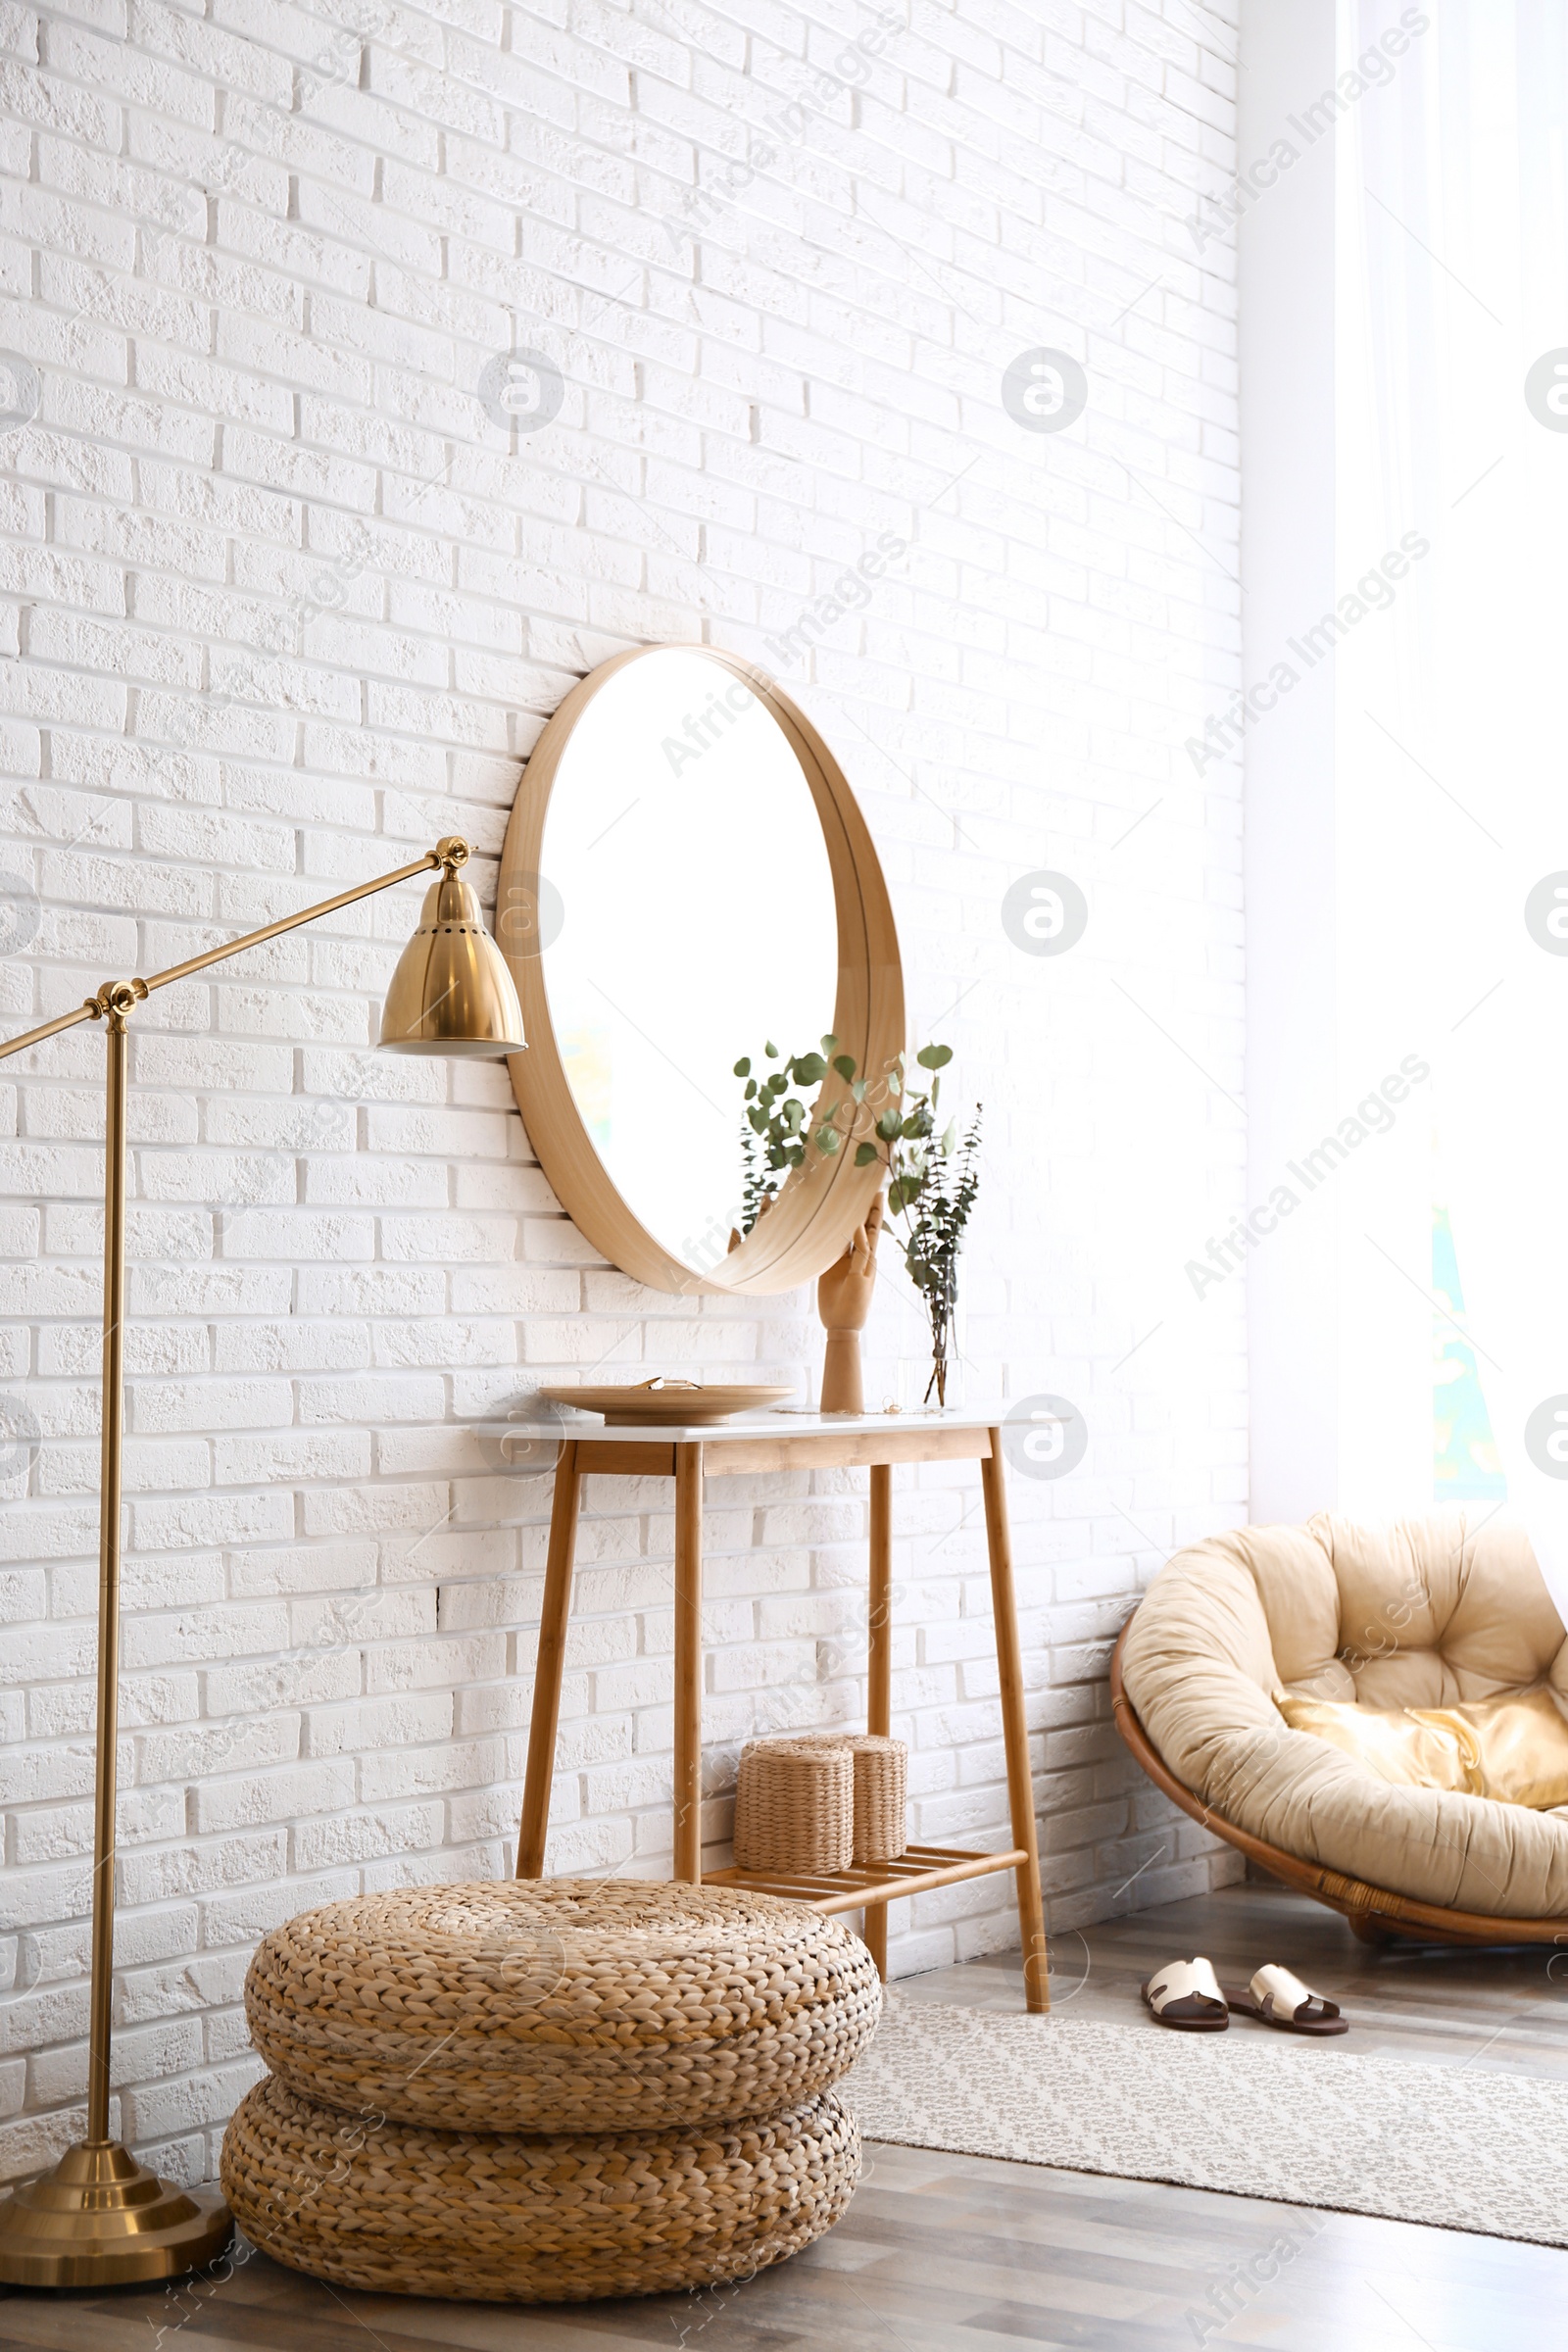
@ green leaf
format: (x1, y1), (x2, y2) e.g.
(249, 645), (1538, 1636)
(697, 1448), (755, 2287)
(744, 1079), (757, 1100)
(820, 1033), (839, 1053)
(888, 1175), (918, 1214)
(887, 1066), (903, 1096)
(875, 1107), (903, 1141)
(734, 1055), (752, 1077)
(832, 1054), (857, 1082)
(916, 1043), (954, 1070)
(792, 1053), (827, 1085)
(816, 1126), (841, 1153)
(854, 1143), (879, 1166)
(787, 1144), (806, 1166)
(942, 1118), (956, 1153)
(851, 1078), (867, 1102)
(764, 1039), (778, 1058)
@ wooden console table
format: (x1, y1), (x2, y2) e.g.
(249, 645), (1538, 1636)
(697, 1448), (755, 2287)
(513, 1409), (1050, 2012)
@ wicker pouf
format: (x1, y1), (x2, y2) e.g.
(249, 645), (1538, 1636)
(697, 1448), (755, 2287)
(733, 1739), (854, 1873)
(244, 1879), (880, 2133)
(221, 2072), (858, 2303)
(793, 1732), (908, 1864)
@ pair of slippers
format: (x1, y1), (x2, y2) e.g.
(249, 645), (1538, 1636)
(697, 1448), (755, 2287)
(1141, 1956), (1348, 2035)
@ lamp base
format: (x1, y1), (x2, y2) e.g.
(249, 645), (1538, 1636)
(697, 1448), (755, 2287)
(0, 2140), (232, 2288)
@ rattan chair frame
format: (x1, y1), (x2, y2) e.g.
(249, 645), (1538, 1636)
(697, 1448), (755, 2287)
(1109, 1612), (1568, 1949)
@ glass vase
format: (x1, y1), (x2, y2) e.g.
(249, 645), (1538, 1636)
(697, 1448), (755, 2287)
(921, 1270), (965, 1411)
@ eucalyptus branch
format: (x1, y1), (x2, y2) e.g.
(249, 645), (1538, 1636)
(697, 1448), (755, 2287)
(733, 1035), (984, 1404)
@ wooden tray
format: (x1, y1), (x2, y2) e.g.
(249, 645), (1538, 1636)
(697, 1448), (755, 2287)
(540, 1381), (796, 1427)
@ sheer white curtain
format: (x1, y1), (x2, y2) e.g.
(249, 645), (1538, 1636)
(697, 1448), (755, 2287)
(1339, 0), (1568, 1602)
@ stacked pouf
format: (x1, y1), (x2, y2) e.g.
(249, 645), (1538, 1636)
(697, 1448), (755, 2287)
(220, 1879), (880, 2303)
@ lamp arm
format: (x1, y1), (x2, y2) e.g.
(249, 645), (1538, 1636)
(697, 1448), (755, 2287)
(0, 837), (468, 1064)
(141, 844), (453, 995)
(0, 1001), (100, 1064)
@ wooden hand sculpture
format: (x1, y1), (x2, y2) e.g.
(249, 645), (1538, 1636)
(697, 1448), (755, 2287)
(816, 1193), (884, 1414)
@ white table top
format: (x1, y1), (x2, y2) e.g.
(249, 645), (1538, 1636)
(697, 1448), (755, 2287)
(500, 1405), (1008, 1446)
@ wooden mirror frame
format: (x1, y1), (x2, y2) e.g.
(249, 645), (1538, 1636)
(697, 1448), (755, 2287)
(498, 647), (905, 1295)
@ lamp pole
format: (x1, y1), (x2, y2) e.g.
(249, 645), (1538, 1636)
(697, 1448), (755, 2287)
(0, 835), (520, 2286)
(86, 985), (131, 2153)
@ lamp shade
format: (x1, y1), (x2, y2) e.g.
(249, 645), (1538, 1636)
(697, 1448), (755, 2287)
(378, 867), (525, 1056)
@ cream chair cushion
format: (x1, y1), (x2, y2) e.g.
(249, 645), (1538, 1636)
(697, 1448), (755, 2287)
(1121, 1511), (1568, 1919)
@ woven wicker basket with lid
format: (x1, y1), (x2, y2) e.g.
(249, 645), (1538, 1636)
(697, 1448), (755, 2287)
(734, 1733), (908, 1872)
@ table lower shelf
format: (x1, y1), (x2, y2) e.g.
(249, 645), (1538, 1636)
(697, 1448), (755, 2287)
(704, 1842), (1030, 1917)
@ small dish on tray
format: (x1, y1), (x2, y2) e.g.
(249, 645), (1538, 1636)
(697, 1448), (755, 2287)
(539, 1378), (796, 1427)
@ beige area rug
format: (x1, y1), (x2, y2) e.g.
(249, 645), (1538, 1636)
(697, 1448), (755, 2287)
(845, 1992), (1568, 2247)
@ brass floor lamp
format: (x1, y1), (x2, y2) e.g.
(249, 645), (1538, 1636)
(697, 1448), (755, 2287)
(0, 836), (524, 2287)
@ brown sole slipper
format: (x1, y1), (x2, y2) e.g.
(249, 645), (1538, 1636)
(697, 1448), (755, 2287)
(1140, 1978), (1229, 2031)
(1222, 1984), (1348, 2035)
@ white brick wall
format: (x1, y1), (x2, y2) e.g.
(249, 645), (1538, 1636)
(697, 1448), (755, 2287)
(0, 0), (1244, 2186)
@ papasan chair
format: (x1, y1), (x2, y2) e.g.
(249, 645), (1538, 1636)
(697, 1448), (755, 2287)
(1112, 1509), (1568, 1944)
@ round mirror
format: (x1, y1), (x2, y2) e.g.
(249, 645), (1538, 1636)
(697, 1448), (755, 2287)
(499, 647), (904, 1293)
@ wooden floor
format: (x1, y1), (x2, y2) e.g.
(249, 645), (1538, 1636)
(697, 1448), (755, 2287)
(4, 1879), (1566, 2352)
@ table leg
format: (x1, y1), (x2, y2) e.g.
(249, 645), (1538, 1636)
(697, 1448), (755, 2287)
(673, 1443), (705, 1884)
(982, 1433), (1051, 2012)
(867, 1462), (892, 1737)
(864, 1461), (893, 1983)
(515, 1440), (580, 1879)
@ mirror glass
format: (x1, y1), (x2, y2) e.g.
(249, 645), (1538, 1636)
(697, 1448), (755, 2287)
(538, 650), (839, 1269)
